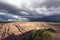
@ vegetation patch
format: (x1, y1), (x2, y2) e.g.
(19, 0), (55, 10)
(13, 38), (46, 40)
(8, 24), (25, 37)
(22, 28), (55, 40)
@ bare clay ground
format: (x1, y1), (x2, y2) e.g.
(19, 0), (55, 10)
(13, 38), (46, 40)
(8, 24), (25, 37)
(52, 30), (60, 40)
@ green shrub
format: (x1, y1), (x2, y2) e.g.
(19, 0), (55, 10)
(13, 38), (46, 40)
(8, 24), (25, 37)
(46, 28), (56, 33)
(22, 29), (52, 40)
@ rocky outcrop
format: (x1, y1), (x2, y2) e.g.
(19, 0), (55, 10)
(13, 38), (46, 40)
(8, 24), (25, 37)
(0, 22), (49, 40)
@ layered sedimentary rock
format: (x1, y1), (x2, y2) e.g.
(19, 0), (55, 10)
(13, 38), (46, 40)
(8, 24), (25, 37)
(0, 22), (49, 40)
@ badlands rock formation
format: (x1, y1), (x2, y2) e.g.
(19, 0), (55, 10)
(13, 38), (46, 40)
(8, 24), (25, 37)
(0, 22), (49, 40)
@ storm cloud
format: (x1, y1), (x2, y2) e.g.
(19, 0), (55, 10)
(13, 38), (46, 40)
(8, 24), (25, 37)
(0, 0), (60, 22)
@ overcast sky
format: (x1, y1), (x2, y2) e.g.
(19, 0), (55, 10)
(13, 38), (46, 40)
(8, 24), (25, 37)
(0, 0), (60, 22)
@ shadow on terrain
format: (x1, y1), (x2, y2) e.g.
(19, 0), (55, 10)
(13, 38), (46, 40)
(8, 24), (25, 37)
(2, 30), (33, 40)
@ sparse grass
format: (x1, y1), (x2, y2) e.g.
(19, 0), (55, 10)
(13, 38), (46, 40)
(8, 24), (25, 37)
(22, 28), (54, 40)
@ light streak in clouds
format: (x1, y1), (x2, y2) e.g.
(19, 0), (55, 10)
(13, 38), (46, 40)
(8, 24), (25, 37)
(0, 0), (46, 9)
(0, 12), (28, 21)
(0, 0), (24, 8)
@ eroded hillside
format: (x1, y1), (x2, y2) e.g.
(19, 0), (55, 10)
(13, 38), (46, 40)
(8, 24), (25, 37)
(0, 22), (49, 40)
(0, 22), (59, 40)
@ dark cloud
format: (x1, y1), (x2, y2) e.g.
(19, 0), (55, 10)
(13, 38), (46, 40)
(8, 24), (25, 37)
(0, 2), (18, 14)
(0, 15), (18, 21)
(41, 0), (60, 8)
(26, 15), (60, 22)
(0, 2), (36, 16)
(0, 0), (60, 22)
(0, 2), (29, 21)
